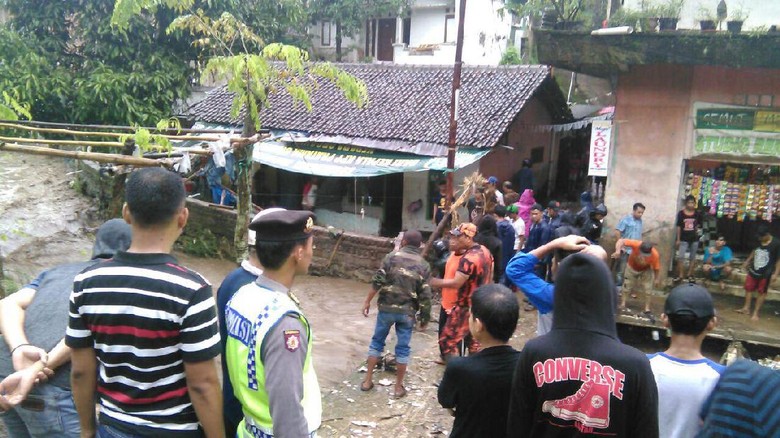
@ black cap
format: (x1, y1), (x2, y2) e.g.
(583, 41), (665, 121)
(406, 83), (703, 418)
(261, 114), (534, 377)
(639, 242), (653, 255)
(665, 283), (715, 318)
(248, 209), (316, 242)
(547, 200), (560, 211)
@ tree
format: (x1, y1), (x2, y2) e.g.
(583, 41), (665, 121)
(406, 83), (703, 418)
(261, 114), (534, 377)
(113, 0), (368, 261)
(0, 0), (196, 126)
(309, 0), (409, 61)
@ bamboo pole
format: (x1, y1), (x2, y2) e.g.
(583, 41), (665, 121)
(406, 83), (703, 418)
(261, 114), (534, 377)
(0, 122), (244, 142)
(0, 135), (214, 156)
(0, 143), (164, 167)
(0, 119), (271, 135)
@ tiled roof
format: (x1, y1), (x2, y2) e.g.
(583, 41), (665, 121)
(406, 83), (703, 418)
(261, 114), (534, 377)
(186, 63), (570, 151)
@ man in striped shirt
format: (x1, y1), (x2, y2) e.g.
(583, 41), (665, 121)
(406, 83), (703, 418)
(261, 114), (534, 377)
(66, 167), (223, 438)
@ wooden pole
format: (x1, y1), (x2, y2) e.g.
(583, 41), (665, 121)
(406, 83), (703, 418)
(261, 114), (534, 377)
(0, 122), (251, 143)
(444, 0), (467, 222)
(0, 118), (270, 135)
(0, 143), (164, 167)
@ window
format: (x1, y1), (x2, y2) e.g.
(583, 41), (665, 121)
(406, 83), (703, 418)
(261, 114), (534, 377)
(444, 14), (455, 43)
(530, 146), (544, 164)
(321, 21), (331, 46)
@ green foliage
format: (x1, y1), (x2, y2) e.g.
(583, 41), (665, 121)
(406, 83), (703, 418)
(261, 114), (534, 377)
(0, 92), (32, 121)
(507, 0), (604, 26)
(655, 0), (684, 18)
(499, 46), (523, 65)
(729, 4), (749, 21)
(177, 228), (229, 258)
(0, 0), (196, 126)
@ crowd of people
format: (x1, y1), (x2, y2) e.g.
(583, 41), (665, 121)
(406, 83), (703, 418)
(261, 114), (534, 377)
(0, 167), (778, 438)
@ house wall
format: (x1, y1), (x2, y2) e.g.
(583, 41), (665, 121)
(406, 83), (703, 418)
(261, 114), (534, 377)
(402, 162), (479, 233)
(309, 21), (363, 62)
(393, 0), (512, 66)
(622, 0), (780, 31)
(479, 96), (556, 196)
(604, 64), (780, 277)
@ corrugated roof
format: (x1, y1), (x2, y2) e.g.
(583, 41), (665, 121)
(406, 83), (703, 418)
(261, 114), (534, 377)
(186, 63), (569, 150)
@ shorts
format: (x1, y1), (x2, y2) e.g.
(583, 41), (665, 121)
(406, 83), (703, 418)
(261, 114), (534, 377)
(624, 266), (653, 293)
(677, 241), (699, 261)
(708, 268), (722, 281)
(745, 275), (769, 295)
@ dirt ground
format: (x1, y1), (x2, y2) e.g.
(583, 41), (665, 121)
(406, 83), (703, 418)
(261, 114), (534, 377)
(0, 153), (539, 437)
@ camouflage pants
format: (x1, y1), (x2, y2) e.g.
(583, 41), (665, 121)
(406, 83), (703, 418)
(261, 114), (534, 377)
(438, 306), (479, 356)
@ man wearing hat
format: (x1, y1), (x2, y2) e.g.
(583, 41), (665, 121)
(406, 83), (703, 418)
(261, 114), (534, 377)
(430, 223), (493, 363)
(487, 176), (504, 206)
(216, 210), (271, 437)
(361, 230), (431, 399)
(612, 238), (661, 314)
(648, 283), (724, 438)
(506, 204), (526, 253)
(224, 208), (321, 437)
(0, 219), (132, 437)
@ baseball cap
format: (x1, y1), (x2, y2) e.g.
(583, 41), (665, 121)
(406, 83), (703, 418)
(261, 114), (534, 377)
(664, 283), (715, 318)
(639, 242), (653, 255)
(450, 222), (477, 238)
(494, 205), (507, 217)
(506, 205), (518, 214)
(547, 200), (560, 211)
(488, 176), (498, 184)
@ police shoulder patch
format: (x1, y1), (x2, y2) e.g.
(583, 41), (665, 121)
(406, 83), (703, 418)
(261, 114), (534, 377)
(283, 330), (301, 352)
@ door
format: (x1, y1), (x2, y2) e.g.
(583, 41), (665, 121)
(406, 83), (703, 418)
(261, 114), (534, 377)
(377, 18), (395, 61)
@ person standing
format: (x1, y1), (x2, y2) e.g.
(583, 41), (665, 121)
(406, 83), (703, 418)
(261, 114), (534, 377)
(66, 168), (223, 438)
(437, 284), (520, 438)
(702, 235), (733, 292)
(224, 209), (321, 437)
(581, 203), (608, 244)
(494, 205), (517, 281)
(614, 202), (645, 287)
(506, 205), (526, 253)
(612, 239), (661, 314)
(514, 159), (534, 194)
(430, 223), (493, 363)
(432, 179), (449, 226)
(216, 210), (270, 437)
(502, 181), (519, 206)
(487, 176), (504, 206)
(648, 283), (724, 438)
(736, 224), (780, 321)
(437, 241), (464, 362)
(545, 200), (563, 233)
(523, 203), (552, 278)
(507, 252), (659, 437)
(675, 195), (702, 282)
(0, 219), (131, 437)
(474, 215), (502, 283)
(516, 189), (536, 230)
(361, 230), (431, 399)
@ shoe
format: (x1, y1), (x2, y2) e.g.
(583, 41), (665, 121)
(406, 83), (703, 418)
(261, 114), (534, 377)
(672, 277), (682, 283)
(687, 277), (696, 284)
(542, 380), (611, 429)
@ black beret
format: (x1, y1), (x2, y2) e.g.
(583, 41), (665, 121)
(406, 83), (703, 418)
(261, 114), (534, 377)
(248, 209), (316, 242)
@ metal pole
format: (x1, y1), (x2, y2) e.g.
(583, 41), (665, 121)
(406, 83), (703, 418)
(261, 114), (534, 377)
(445, 0), (467, 215)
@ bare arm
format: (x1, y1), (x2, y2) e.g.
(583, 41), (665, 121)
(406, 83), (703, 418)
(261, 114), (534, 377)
(184, 358), (225, 438)
(71, 347), (98, 438)
(429, 271), (468, 290)
(612, 239), (625, 258)
(531, 235), (590, 261)
(362, 288), (379, 317)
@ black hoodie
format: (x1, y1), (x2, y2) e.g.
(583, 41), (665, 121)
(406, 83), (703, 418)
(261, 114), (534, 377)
(474, 215), (502, 282)
(507, 253), (659, 437)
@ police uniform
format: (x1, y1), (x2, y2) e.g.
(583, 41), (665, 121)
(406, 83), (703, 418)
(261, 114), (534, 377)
(224, 210), (321, 438)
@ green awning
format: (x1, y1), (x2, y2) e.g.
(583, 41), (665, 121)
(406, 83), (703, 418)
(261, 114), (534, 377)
(251, 140), (489, 177)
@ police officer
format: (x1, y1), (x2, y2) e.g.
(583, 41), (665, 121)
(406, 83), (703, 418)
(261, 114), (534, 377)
(224, 209), (321, 438)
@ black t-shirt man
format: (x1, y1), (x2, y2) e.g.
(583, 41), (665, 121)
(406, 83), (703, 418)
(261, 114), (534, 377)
(438, 345), (520, 438)
(676, 209), (702, 243)
(748, 236), (780, 279)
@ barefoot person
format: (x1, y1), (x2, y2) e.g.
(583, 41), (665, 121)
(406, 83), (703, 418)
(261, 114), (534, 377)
(674, 195), (702, 282)
(612, 239), (661, 314)
(702, 235), (733, 292)
(736, 225), (780, 321)
(361, 230), (431, 399)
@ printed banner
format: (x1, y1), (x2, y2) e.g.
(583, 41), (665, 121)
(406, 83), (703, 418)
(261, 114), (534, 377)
(695, 108), (780, 132)
(588, 120), (612, 177)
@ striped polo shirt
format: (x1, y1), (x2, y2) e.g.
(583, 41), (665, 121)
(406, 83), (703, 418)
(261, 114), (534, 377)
(66, 251), (220, 437)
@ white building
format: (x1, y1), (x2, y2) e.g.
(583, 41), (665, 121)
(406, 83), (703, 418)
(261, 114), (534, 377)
(309, 0), (523, 66)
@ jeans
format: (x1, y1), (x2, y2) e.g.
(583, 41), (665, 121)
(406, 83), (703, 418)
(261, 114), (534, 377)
(0, 384), (80, 438)
(98, 422), (145, 438)
(367, 311), (414, 364)
(615, 252), (629, 286)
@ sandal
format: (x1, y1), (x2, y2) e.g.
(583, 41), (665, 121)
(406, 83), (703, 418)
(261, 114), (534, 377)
(672, 277), (682, 283)
(391, 387), (407, 399)
(524, 303), (536, 312)
(360, 381), (374, 391)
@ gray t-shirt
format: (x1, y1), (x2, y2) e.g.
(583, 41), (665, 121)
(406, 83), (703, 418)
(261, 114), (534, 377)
(0, 260), (96, 388)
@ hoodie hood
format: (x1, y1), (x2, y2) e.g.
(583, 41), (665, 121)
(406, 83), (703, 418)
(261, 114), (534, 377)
(519, 189), (535, 206)
(552, 253), (617, 337)
(579, 191), (593, 206)
(91, 219), (133, 259)
(477, 214), (498, 235)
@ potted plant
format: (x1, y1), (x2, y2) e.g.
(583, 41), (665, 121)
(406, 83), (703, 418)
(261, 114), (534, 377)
(727, 5), (749, 33)
(696, 4), (717, 31)
(656, 0), (684, 31)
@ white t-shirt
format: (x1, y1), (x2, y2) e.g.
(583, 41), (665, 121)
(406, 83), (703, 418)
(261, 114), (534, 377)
(512, 217), (526, 251)
(647, 352), (725, 438)
(495, 190), (505, 206)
